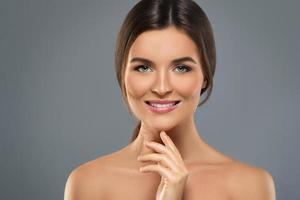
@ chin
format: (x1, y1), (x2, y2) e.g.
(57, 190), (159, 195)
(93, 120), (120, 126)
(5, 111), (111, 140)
(144, 118), (179, 132)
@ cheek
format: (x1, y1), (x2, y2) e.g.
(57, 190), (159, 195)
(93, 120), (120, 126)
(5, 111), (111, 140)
(125, 74), (152, 98)
(173, 74), (203, 98)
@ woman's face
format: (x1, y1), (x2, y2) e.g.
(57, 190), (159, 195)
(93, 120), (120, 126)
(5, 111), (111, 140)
(124, 26), (205, 131)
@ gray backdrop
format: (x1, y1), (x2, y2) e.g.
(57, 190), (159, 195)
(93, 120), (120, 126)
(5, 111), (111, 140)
(1, 0), (299, 199)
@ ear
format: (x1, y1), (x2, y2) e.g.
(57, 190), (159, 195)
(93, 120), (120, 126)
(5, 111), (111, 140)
(202, 80), (207, 89)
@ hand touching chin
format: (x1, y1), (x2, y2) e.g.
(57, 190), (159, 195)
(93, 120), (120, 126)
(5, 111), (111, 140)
(137, 131), (189, 200)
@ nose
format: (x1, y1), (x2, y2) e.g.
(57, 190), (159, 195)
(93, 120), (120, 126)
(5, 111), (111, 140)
(151, 69), (172, 96)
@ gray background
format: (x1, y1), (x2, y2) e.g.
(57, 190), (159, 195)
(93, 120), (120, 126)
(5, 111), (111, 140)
(1, 0), (299, 199)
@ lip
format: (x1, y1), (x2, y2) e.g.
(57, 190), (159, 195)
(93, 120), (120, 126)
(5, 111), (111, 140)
(146, 100), (180, 104)
(145, 100), (181, 114)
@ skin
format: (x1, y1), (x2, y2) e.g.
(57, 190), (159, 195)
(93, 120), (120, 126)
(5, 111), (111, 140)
(64, 26), (276, 200)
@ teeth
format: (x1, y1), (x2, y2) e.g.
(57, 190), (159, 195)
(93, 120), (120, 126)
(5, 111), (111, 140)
(149, 103), (175, 108)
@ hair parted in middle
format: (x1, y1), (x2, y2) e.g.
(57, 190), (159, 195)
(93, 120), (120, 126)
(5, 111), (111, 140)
(114, 0), (216, 142)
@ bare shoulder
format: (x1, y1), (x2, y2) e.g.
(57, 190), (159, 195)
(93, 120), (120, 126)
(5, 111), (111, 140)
(226, 160), (276, 200)
(64, 152), (119, 200)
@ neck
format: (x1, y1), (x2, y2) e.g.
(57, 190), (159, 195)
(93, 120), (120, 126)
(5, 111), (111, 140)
(129, 116), (206, 165)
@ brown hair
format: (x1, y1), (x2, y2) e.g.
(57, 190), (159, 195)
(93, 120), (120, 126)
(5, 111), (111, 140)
(114, 0), (216, 143)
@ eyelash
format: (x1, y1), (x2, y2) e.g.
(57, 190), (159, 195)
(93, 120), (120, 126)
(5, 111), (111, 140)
(133, 65), (192, 73)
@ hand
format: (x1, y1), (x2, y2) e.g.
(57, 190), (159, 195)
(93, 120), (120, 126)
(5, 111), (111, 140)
(137, 131), (189, 200)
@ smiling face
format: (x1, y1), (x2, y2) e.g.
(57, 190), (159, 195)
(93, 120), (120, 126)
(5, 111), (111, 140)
(124, 26), (206, 131)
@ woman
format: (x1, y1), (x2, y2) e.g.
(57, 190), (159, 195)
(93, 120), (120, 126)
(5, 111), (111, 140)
(64, 0), (276, 199)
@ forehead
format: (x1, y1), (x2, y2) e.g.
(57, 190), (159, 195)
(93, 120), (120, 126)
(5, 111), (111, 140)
(128, 26), (200, 63)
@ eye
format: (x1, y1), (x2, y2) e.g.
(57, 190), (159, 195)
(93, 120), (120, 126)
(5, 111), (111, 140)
(174, 65), (192, 73)
(134, 65), (152, 73)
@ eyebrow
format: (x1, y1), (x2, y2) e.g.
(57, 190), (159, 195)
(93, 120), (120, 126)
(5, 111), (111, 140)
(129, 56), (198, 65)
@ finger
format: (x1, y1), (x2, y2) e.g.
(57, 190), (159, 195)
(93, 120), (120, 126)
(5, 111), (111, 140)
(145, 141), (183, 169)
(140, 163), (174, 180)
(160, 131), (181, 156)
(138, 153), (178, 171)
(159, 132), (187, 171)
(144, 141), (167, 154)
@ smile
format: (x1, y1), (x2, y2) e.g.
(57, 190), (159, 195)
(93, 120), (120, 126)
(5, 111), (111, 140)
(145, 101), (181, 114)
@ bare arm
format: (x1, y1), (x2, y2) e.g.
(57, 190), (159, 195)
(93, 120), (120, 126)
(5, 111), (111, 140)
(64, 166), (106, 200)
(64, 169), (79, 200)
(231, 167), (276, 200)
(251, 169), (276, 200)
